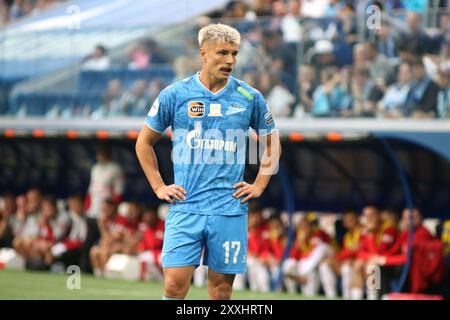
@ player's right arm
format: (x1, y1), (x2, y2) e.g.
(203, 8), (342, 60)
(135, 125), (186, 204)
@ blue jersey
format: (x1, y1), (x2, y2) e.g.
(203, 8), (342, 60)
(145, 73), (275, 216)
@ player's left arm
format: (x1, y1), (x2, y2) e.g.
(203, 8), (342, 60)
(233, 130), (281, 203)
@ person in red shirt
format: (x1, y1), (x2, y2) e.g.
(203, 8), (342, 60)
(119, 201), (143, 255)
(351, 205), (398, 300)
(20, 195), (71, 270)
(369, 208), (444, 294)
(137, 204), (164, 281)
(246, 202), (270, 292)
(261, 215), (287, 268)
(283, 213), (336, 297)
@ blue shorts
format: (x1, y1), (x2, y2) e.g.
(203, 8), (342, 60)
(161, 211), (248, 274)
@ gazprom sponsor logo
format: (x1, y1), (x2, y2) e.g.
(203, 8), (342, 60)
(186, 122), (237, 152)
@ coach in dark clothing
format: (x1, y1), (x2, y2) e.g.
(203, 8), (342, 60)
(404, 60), (440, 118)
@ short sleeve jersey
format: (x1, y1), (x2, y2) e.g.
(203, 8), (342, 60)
(145, 73), (275, 216)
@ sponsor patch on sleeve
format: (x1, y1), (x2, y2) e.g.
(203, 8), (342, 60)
(148, 98), (159, 117)
(264, 111), (273, 125)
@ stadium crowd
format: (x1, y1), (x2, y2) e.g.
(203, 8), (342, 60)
(59, 1), (450, 119)
(1, 142), (449, 299)
(4, 1), (450, 119)
(0, 0), (66, 26)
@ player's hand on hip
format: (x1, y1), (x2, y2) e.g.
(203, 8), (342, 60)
(232, 182), (263, 203)
(155, 184), (187, 204)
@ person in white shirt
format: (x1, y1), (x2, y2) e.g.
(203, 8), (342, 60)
(85, 144), (124, 219)
(81, 45), (111, 71)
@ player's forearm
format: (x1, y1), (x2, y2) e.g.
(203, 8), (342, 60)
(254, 133), (281, 191)
(135, 141), (165, 193)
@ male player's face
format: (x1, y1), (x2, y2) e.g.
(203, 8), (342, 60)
(201, 40), (238, 82)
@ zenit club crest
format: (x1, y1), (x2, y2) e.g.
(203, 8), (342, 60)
(188, 101), (205, 118)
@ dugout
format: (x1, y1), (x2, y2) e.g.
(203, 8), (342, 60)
(0, 118), (449, 219)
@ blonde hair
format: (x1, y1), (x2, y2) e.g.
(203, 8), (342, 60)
(198, 23), (241, 47)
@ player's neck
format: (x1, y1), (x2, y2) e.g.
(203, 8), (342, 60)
(198, 70), (228, 93)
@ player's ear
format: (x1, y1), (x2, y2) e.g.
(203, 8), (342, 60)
(199, 47), (207, 63)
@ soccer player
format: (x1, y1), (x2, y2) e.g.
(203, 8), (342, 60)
(135, 23), (281, 300)
(350, 206), (398, 300)
(324, 209), (363, 299)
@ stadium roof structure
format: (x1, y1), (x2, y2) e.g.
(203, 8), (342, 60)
(0, 118), (449, 218)
(0, 0), (229, 83)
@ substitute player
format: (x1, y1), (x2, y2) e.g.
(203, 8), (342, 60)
(135, 23), (281, 300)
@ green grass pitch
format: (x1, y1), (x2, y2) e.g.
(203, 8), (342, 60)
(0, 269), (326, 300)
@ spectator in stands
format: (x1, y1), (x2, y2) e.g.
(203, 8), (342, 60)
(283, 213), (337, 298)
(0, 192), (16, 248)
(335, 2), (358, 45)
(117, 79), (148, 117)
(378, 62), (414, 118)
(351, 67), (383, 117)
(306, 39), (339, 68)
(350, 205), (398, 300)
(363, 41), (392, 82)
(429, 12), (449, 55)
(250, 0), (274, 16)
(312, 66), (350, 116)
(48, 194), (87, 270)
(271, 0), (303, 44)
(260, 29), (296, 89)
(436, 64), (450, 118)
(137, 203), (164, 281)
(373, 25), (399, 59)
(405, 59), (440, 118)
(324, 209), (363, 299)
(401, 11), (434, 54)
(91, 79), (123, 119)
(260, 72), (295, 118)
(0, 0), (10, 26)
(222, 0), (255, 34)
(292, 64), (318, 117)
(127, 39), (167, 70)
(81, 44), (111, 71)
(300, 0), (331, 18)
(352, 43), (368, 70)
